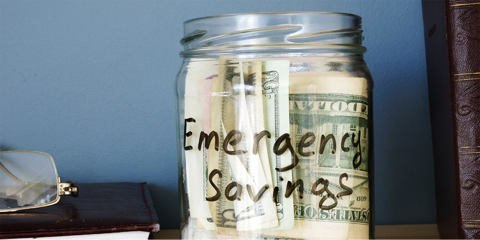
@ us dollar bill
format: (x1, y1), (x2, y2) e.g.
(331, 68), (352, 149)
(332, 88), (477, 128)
(260, 60), (294, 230)
(260, 72), (370, 239)
(184, 59), (218, 221)
(235, 61), (278, 231)
(208, 59), (279, 235)
(243, 61), (275, 203)
(208, 60), (238, 236)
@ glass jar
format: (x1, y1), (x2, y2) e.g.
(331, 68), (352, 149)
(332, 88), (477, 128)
(175, 12), (374, 240)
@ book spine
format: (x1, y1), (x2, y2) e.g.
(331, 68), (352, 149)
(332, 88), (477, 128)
(445, 0), (480, 238)
(422, 0), (459, 237)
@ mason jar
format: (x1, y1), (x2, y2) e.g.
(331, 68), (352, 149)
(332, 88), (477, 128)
(175, 12), (374, 239)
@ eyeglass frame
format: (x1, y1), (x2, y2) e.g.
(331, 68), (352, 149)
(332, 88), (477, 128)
(0, 150), (78, 213)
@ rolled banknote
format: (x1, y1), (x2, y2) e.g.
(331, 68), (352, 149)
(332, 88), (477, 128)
(208, 59), (279, 235)
(260, 60), (294, 230)
(260, 69), (370, 239)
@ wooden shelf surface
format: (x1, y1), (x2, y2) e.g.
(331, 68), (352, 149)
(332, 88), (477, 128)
(154, 224), (440, 239)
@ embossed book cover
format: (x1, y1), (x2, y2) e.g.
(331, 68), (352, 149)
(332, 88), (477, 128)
(422, 0), (480, 238)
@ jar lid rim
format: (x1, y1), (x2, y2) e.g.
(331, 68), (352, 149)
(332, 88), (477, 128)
(184, 11), (361, 25)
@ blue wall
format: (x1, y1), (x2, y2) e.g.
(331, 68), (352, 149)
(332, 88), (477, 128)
(0, 0), (435, 229)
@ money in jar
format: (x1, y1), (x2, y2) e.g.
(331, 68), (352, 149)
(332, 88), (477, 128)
(175, 12), (374, 240)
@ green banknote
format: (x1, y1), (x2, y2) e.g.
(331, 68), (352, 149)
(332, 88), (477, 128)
(260, 73), (370, 239)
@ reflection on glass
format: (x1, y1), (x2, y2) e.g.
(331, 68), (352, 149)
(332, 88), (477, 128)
(0, 151), (59, 211)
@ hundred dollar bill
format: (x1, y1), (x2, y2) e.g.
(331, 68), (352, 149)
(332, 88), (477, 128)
(184, 59), (218, 221)
(208, 59), (279, 235)
(219, 60), (295, 235)
(243, 61), (275, 202)
(261, 71), (370, 239)
(260, 60), (295, 230)
(213, 60), (295, 234)
(235, 61), (278, 231)
(198, 75), (217, 230)
(208, 60), (237, 236)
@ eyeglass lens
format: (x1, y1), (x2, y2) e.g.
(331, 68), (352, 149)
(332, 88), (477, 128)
(0, 151), (59, 211)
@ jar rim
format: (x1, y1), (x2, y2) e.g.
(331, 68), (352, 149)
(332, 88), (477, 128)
(183, 11), (361, 24)
(181, 11), (364, 55)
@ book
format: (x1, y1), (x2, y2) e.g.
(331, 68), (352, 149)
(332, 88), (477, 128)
(422, 0), (480, 238)
(0, 182), (160, 239)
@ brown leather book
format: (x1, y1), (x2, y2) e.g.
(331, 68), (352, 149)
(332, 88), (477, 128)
(0, 182), (160, 239)
(422, 0), (480, 238)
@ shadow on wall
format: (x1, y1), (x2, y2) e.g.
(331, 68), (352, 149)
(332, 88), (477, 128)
(0, 145), (14, 151)
(372, 62), (436, 224)
(148, 184), (180, 229)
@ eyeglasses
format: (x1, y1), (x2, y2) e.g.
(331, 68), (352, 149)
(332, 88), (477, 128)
(0, 150), (78, 213)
